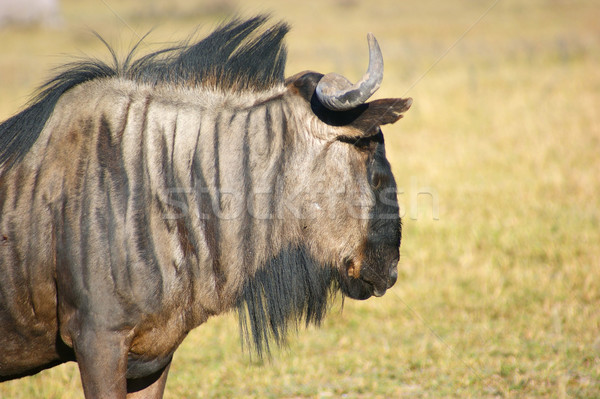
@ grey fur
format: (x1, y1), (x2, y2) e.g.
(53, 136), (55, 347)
(0, 17), (411, 398)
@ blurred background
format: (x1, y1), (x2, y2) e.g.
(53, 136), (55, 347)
(1, 0), (599, 397)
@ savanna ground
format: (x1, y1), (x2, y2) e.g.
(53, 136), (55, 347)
(1, 0), (599, 397)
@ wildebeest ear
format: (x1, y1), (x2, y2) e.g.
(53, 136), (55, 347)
(310, 96), (412, 137)
(345, 98), (412, 136)
(286, 71), (412, 137)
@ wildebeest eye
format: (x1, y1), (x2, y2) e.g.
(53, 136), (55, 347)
(371, 172), (391, 190)
(372, 174), (383, 189)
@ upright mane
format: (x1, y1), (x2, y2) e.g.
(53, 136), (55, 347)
(0, 16), (289, 168)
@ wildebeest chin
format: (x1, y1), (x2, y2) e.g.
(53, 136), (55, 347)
(0, 16), (412, 398)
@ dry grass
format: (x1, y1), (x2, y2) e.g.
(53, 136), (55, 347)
(1, 0), (599, 397)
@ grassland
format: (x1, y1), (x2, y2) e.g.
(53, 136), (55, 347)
(1, 0), (599, 397)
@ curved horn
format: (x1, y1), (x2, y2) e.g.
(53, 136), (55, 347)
(315, 33), (384, 111)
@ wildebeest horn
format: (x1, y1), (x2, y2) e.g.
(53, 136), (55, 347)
(315, 33), (384, 111)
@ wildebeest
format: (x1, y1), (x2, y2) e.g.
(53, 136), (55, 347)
(0, 16), (412, 398)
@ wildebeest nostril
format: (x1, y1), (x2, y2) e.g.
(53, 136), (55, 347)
(387, 264), (398, 288)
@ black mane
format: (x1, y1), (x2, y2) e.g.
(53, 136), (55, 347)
(0, 16), (289, 167)
(236, 246), (341, 357)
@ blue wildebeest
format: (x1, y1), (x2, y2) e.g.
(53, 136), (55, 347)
(0, 17), (412, 398)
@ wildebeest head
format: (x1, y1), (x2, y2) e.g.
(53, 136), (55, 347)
(283, 35), (412, 300)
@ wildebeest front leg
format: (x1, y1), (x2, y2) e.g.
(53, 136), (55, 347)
(72, 327), (132, 398)
(126, 362), (171, 399)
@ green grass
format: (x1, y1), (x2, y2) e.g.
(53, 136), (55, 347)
(1, 0), (599, 397)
